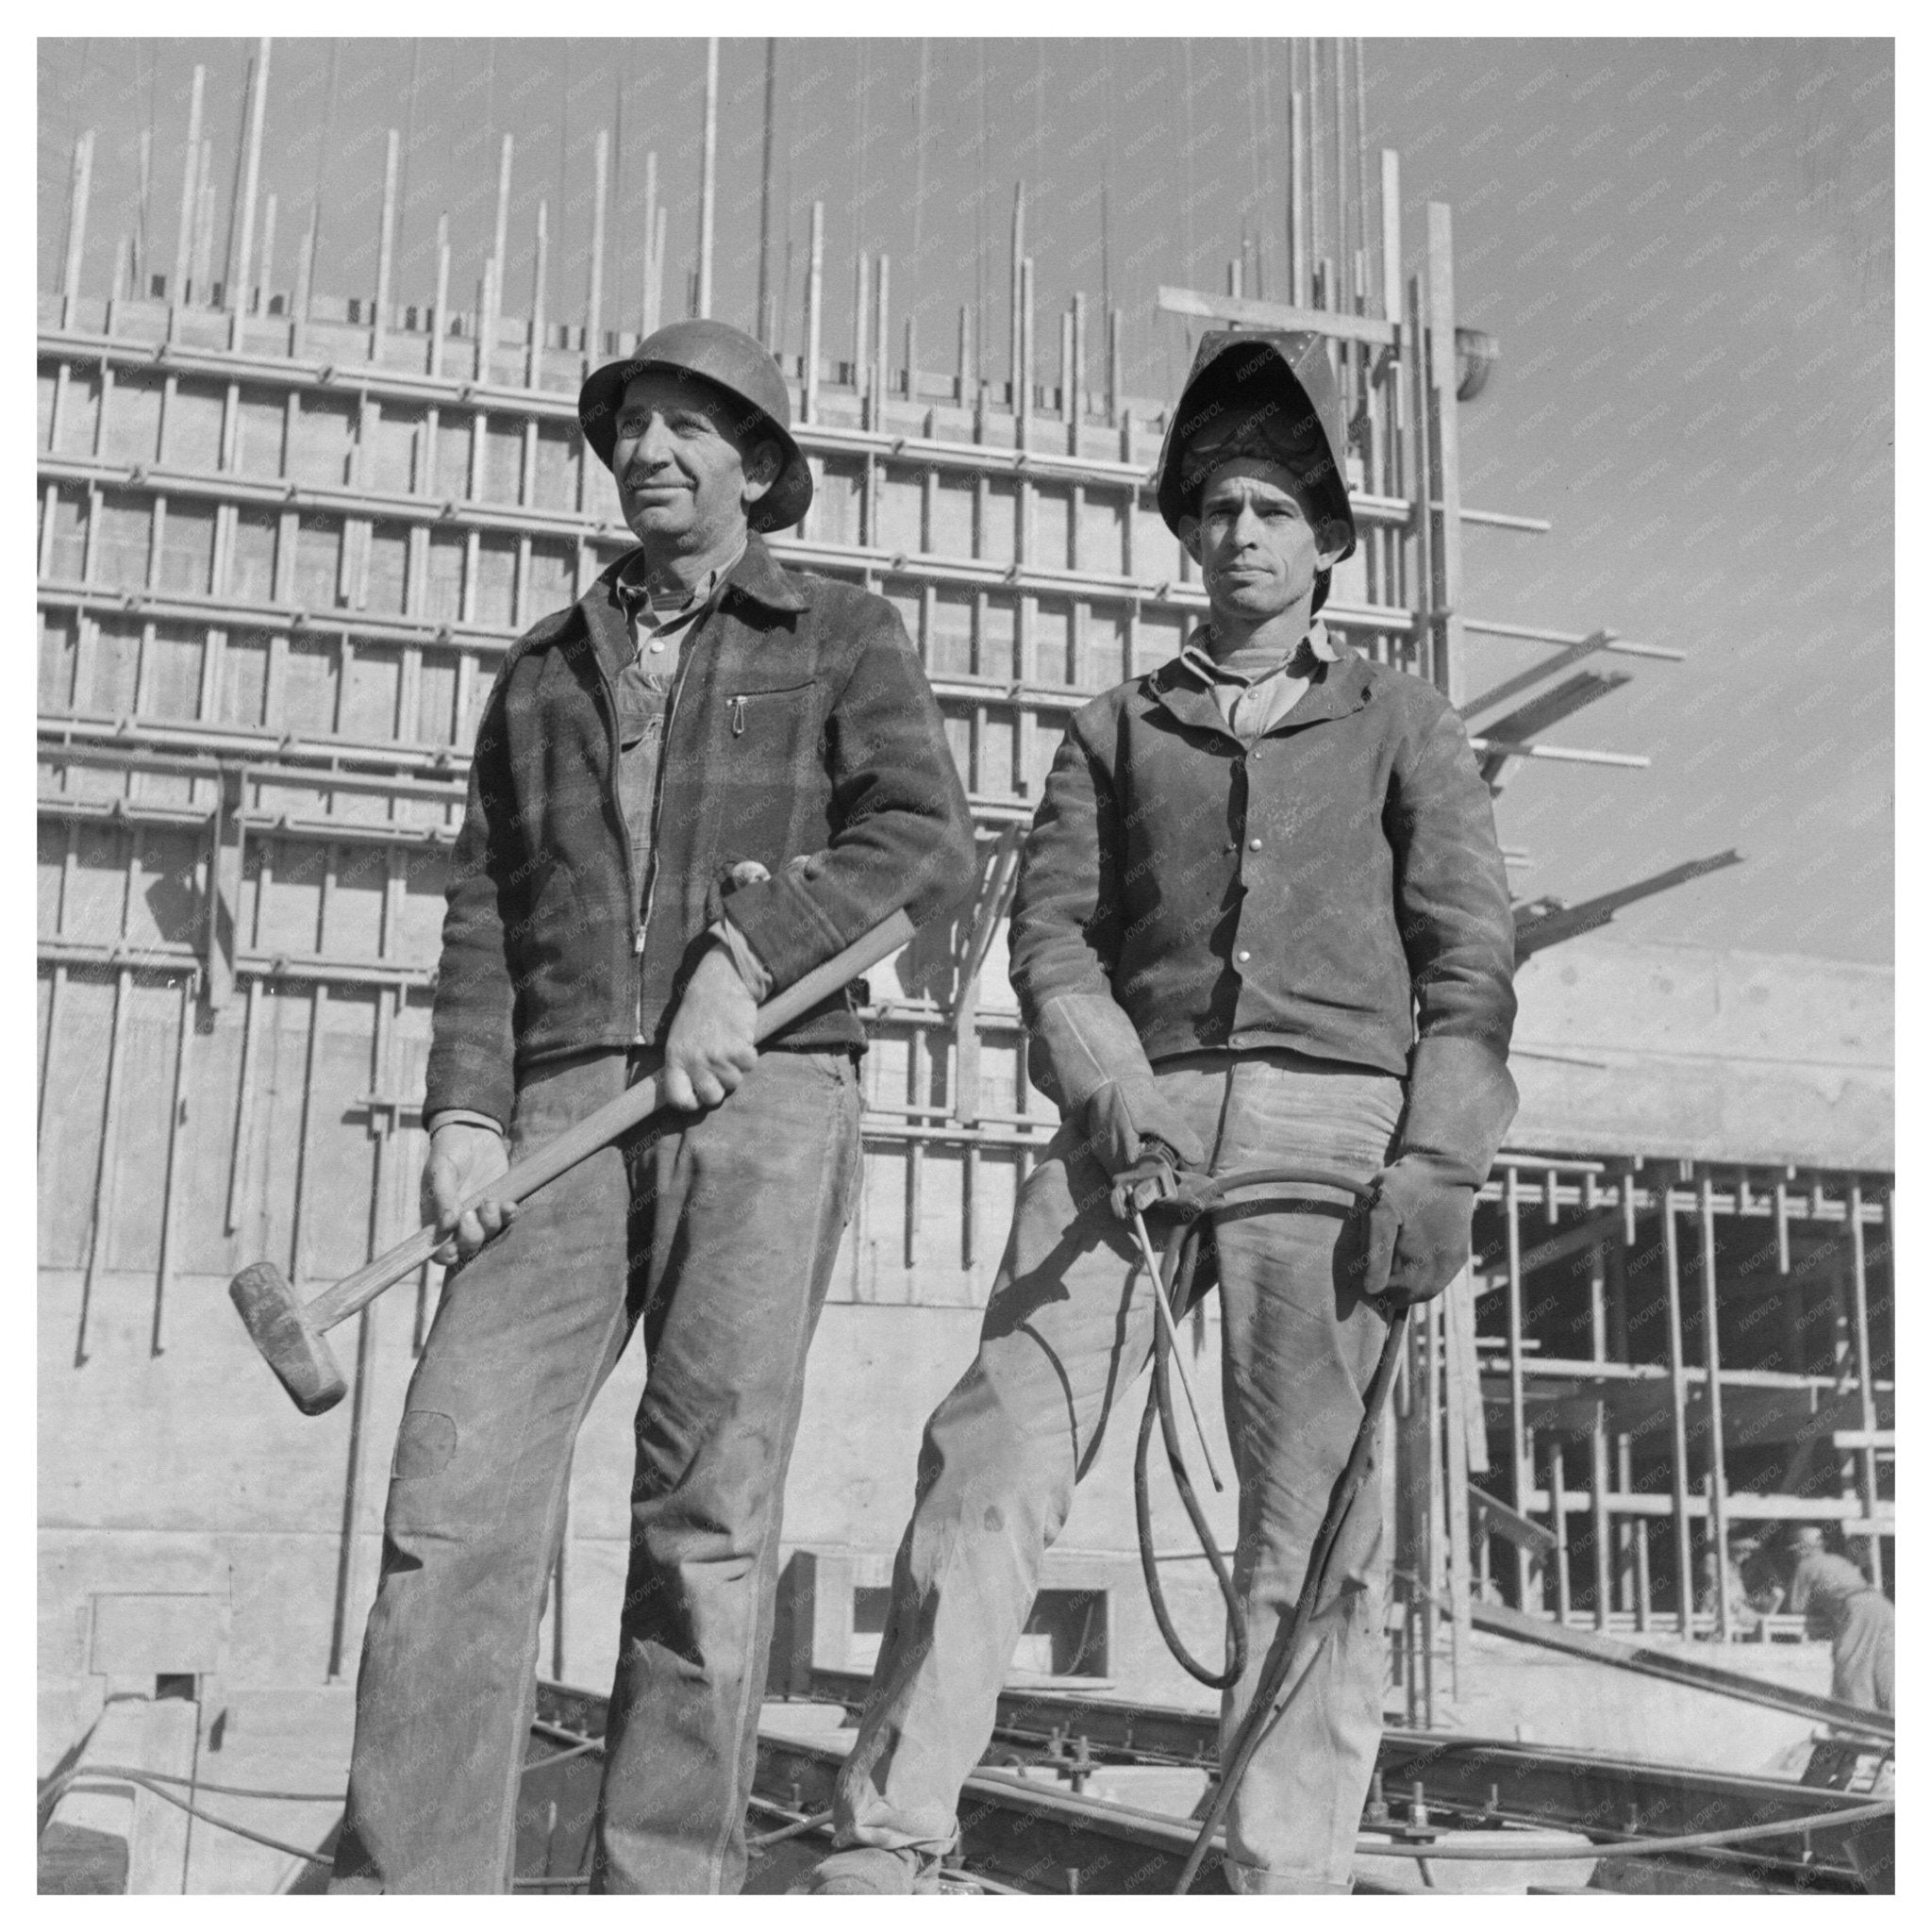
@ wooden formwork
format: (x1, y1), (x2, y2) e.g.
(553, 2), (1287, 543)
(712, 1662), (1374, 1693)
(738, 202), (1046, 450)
(39, 38), (1890, 1720)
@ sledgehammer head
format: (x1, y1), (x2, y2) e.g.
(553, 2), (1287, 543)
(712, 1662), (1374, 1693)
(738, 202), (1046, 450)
(229, 1263), (348, 1416)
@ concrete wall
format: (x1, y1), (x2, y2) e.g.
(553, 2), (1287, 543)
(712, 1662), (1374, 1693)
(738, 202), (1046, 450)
(1509, 939), (1892, 1170)
(40, 939), (1893, 1773)
(39, 1260), (1241, 1773)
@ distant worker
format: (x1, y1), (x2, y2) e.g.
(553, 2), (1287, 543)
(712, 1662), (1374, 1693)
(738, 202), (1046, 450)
(1780, 1526), (1894, 1714)
(329, 320), (974, 1892)
(1698, 1530), (1767, 1638)
(808, 330), (1520, 1894)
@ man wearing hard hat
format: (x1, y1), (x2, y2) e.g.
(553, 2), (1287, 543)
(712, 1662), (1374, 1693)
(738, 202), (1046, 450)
(812, 331), (1519, 1894)
(330, 321), (974, 1893)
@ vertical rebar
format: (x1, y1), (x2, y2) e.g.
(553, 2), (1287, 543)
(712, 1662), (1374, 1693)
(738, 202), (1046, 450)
(373, 128), (400, 354)
(803, 200), (824, 423)
(529, 200), (549, 389)
(488, 132), (513, 370)
(172, 65), (205, 304)
(258, 192), (277, 310)
(587, 126), (609, 357)
(1008, 183), (1025, 408)
(757, 39), (778, 345)
(697, 39), (719, 318)
(643, 154), (664, 339)
(231, 37), (272, 330)
(1424, 203), (1464, 704)
(430, 213), (450, 377)
(62, 129), (94, 308)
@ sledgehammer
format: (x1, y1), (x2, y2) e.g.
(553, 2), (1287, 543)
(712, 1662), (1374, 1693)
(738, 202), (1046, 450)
(230, 908), (916, 1416)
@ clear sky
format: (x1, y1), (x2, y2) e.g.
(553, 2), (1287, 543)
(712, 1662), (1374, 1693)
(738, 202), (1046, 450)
(39, 36), (1893, 964)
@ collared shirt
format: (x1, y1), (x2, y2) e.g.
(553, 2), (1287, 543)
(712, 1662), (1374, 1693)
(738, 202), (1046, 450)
(1175, 617), (1340, 742)
(608, 540), (744, 871)
(426, 541), (760, 1140)
(608, 540), (774, 1006)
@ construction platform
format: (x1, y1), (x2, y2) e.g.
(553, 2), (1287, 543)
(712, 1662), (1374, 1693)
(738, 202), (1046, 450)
(37, 1669), (1893, 1896)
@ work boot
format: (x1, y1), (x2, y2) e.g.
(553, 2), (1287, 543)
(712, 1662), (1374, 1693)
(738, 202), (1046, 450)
(805, 1846), (940, 1894)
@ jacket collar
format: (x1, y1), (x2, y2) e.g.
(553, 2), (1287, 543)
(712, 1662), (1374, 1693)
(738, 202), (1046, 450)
(570, 529), (809, 686)
(720, 530), (810, 615)
(1144, 636), (1374, 742)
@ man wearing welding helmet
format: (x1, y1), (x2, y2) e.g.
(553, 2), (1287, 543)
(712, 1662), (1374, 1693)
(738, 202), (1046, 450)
(813, 332), (1519, 1894)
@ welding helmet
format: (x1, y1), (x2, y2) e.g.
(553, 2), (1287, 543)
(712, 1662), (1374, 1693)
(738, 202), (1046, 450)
(1153, 329), (1356, 611)
(577, 319), (813, 533)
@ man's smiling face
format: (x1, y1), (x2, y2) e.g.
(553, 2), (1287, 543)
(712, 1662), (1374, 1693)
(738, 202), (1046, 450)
(1178, 458), (1347, 626)
(612, 370), (777, 553)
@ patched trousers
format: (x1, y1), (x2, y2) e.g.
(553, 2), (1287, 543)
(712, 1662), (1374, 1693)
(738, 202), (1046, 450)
(331, 1045), (861, 1893)
(831, 1049), (1405, 1893)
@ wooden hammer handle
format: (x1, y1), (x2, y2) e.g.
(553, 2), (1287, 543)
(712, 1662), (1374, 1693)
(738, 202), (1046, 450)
(303, 908), (917, 1336)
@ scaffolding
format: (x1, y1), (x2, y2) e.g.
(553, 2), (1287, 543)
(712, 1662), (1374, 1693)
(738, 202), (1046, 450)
(37, 38), (1892, 1720)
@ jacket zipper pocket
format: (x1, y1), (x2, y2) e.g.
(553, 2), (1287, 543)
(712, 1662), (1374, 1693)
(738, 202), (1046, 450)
(730, 694), (747, 737)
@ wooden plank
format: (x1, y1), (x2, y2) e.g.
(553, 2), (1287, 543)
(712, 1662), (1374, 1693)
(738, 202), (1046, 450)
(1469, 1483), (1557, 1555)
(1444, 1266), (1487, 1474)
(1659, 1182), (1696, 1635)
(1441, 1270), (1474, 1690)
(1157, 282), (1396, 348)
(1549, 1438), (1571, 1623)
(1502, 1165), (1530, 1607)
(40, 961), (68, 1138)
(151, 973), (193, 1355)
(288, 982), (328, 1283)
(1588, 1241), (1613, 1630)
(1422, 1290), (1441, 1719)
(1405, 275), (1432, 685)
(1697, 1175), (1731, 1637)
(1846, 1182), (1883, 1589)
(224, 975), (261, 1233)
(1469, 1600), (1892, 1741)
(1424, 203), (1463, 705)
(77, 966), (131, 1363)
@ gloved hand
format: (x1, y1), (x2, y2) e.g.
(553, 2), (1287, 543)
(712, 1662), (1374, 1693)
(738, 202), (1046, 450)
(1357, 1155), (1475, 1307)
(1081, 1084), (1209, 1222)
(1107, 1135), (1223, 1224)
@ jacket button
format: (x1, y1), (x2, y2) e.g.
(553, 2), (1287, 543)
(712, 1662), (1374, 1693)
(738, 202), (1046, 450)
(1249, 837), (1262, 850)
(1237, 949), (1252, 963)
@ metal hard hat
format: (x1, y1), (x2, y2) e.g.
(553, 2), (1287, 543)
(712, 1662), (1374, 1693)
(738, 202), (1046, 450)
(578, 319), (813, 533)
(1152, 329), (1357, 561)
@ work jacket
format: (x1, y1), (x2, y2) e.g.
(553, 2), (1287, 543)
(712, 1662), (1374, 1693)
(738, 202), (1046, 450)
(425, 535), (976, 1129)
(1008, 640), (1519, 1180)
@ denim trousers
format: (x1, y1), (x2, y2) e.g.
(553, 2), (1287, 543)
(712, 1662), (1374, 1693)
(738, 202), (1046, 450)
(831, 1050), (1405, 1893)
(331, 1046), (861, 1894)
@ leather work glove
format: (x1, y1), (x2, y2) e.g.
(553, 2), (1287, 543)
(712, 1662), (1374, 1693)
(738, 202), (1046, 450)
(1106, 1131), (1221, 1224)
(661, 940), (759, 1111)
(1357, 1155), (1475, 1307)
(1026, 995), (1208, 1211)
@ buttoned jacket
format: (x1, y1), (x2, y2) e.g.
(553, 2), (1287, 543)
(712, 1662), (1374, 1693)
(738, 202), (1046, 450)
(1008, 641), (1518, 1144)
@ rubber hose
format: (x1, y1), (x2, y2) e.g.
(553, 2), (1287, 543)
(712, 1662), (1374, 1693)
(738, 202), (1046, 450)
(1133, 1219), (1247, 1691)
